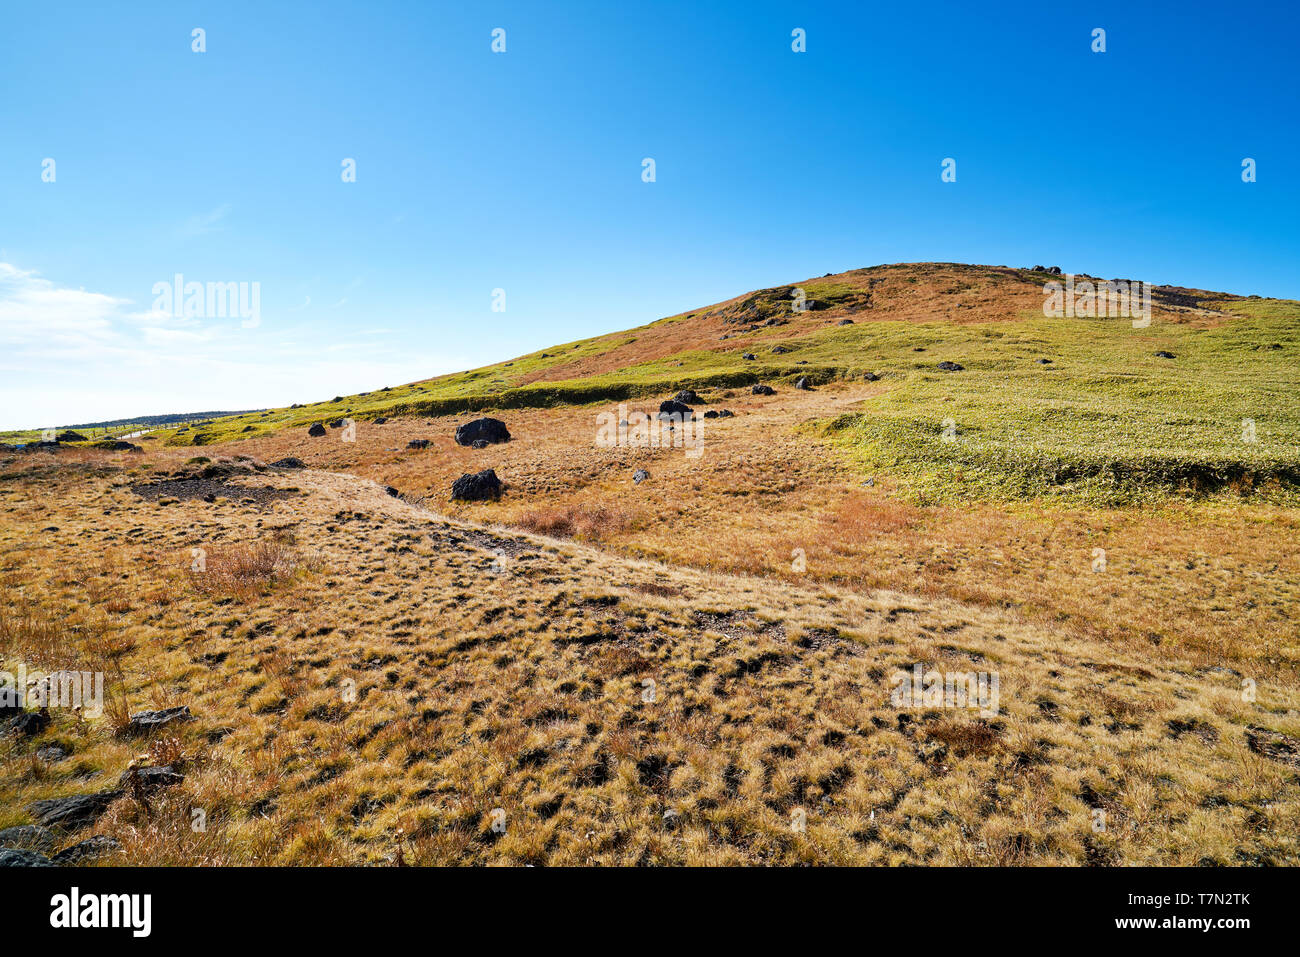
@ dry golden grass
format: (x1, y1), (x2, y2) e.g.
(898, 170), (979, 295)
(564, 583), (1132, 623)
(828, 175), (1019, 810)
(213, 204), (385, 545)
(213, 384), (1300, 680)
(1, 447), (1298, 865)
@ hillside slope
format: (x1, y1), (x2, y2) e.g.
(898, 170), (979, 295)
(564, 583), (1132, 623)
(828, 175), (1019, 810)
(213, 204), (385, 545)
(3, 262), (1299, 867)
(147, 262), (1295, 458)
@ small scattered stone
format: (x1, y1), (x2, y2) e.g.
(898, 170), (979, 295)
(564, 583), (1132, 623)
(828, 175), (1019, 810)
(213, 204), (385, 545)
(1154, 351), (1176, 359)
(121, 705), (192, 737)
(11, 709), (49, 736)
(937, 361), (964, 372)
(407, 439), (430, 450)
(751, 385), (775, 396)
(633, 469), (650, 484)
(120, 765), (184, 795)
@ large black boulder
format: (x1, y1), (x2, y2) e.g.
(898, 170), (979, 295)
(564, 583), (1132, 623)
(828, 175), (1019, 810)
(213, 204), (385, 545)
(657, 400), (693, 421)
(28, 791), (123, 831)
(307, 423), (327, 437)
(751, 384), (776, 396)
(673, 389), (701, 405)
(451, 469), (503, 502)
(454, 418), (510, 446)
(56, 431), (87, 443)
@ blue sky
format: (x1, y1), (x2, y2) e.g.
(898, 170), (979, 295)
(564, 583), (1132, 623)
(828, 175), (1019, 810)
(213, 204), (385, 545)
(2, 0), (1296, 429)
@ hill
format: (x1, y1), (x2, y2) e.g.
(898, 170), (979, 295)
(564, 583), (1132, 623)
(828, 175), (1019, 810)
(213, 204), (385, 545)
(2, 262), (1298, 866)
(158, 262), (1300, 506)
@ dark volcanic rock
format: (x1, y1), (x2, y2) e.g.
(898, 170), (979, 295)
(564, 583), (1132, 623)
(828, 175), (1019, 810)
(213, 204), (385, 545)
(28, 791), (122, 831)
(307, 423), (327, 437)
(864, 372), (881, 381)
(751, 385), (775, 396)
(657, 400), (693, 420)
(1036, 358), (1053, 364)
(633, 469), (650, 484)
(673, 389), (701, 405)
(120, 765), (184, 795)
(0, 825), (55, 853)
(1154, 351), (1176, 359)
(937, 361), (964, 372)
(770, 345), (791, 354)
(56, 431), (87, 443)
(407, 439), (430, 450)
(92, 441), (142, 452)
(838, 319), (854, 326)
(384, 486), (400, 497)
(717, 409), (734, 418)
(373, 417), (388, 425)
(703, 410), (719, 419)
(741, 353), (756, 360)
(122, 706), (192, 737)
(270, 457), (306, 469)
(471, 439), (489, 449)
(51, 835), (122, 865)
(0, 848), (53, 867)
(11, 709), (50, 736)
(455, 417), (511, 446)
(451, 469), (502, 502)
(794, 377), (811, 390)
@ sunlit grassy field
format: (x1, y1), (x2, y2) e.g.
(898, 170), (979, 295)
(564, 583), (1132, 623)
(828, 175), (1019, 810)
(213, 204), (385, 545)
(4, 263), (1299, 866)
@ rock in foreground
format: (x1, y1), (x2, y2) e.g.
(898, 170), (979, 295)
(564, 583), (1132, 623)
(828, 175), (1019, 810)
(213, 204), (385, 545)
(452, 469), (503, 502)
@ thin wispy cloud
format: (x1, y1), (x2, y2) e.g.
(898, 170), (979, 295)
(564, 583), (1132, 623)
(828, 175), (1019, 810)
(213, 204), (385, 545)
(176, 203), (232, 239)
(0, 262), (462, 429)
